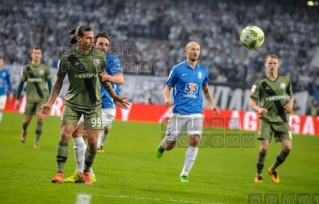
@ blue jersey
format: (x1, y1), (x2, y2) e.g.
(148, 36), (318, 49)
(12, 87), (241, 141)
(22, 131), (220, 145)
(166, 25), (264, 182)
(166, 60), (209, 114)
(0, 68), (13, 96)
(101, 55), (123, 109)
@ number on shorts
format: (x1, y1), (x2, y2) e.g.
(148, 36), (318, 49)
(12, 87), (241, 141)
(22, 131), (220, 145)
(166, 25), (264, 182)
(288, 131), (292, 140)
(91, 117), (102, 127)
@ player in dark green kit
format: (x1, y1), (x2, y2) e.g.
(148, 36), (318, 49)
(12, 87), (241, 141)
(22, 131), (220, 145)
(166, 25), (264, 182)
(38, 25), (129, 185)
(250, 54), (294, 184)
(15, 47), (52, 148)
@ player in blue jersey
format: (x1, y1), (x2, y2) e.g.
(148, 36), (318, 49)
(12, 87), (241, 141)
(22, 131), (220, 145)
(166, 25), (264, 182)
(0, 57), (14, 123)
(156, 41), (220, 183)
(63, 32), (124, 183)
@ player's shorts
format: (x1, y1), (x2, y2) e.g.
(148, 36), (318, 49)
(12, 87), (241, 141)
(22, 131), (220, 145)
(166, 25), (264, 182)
(24, 98), (47, 115)
(61, 103), (102, 130)
(164, 113), (203, 141)
(79, 108), (115, 129)
(258, 119), (292, 142)
(0, 95), (7, 109)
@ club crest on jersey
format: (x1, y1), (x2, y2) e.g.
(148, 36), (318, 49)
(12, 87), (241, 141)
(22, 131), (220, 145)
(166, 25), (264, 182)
(198, 71), (202, 79)
(280, 83), (286, 89)
(39, 70), (44, 75)
(93, 59), (100, 66)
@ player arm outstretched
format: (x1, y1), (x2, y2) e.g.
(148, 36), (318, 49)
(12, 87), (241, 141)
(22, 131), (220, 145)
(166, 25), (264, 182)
(100, 80), (129, 110)
(99, 71), (124, 85)
(38, 76), (65, 120)
(202, 85), (220, 115)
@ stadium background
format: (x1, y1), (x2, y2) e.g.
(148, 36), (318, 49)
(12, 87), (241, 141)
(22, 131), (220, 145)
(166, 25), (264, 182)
(1, 0), (319, 134)
(1, 1), (319, 204)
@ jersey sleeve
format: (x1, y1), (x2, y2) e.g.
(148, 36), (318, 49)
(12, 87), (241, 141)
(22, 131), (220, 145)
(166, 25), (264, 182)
(286, 77), (293, 95)
(57, 59), (67, 77)
(166, 67), (178, 87)
(20, 66), (28, 82)
(6, 70), (13, 93)
(45, 66), (52, 81)
(203, 69), (209, 86)
(250, 82), (260, 100)
(109, 57), (123, 75)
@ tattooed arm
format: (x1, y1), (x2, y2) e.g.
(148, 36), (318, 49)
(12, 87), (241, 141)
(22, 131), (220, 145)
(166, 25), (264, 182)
(202, 85), (220, 115)
(100, 81), (130, 110)
(47, 76), (65, 105)
(100, 81), (118, 99)
(38, 75), (65, 119)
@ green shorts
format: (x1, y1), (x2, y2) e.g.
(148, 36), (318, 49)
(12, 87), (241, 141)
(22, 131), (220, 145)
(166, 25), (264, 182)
(258, 119), (292, 142)
(61, 103), (102, 130)
(24, 99), (47, 115)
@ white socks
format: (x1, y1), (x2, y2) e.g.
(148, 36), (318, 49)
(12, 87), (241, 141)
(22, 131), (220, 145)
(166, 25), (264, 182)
(97, 130), (108, 148)
(73, 137), (95, 176)
(73, 137), (86, 174)
(181, 146), (198, 176)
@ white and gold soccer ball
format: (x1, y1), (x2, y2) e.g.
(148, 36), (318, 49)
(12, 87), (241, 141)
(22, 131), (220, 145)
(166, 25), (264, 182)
(240, 26), (265, 50)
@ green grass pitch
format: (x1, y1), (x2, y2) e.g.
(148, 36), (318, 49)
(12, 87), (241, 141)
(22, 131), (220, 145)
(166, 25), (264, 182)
(0, 112), (318, 204)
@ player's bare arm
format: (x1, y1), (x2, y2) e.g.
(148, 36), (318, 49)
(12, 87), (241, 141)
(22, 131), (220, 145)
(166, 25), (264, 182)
(100, 80), (129, 110)
(163, 85), (173, 107)
(38, 76), (64, 119)
(99, 71), (124, 85)
(47, 76), (64, 105)
(283, 94), (294, 113)
(249, 98), (268, 115)
(202, 85), (220, 115)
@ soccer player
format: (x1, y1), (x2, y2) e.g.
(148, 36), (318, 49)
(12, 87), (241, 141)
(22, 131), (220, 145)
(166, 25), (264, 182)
(249, 54), (293, 183)
(15, 47), (52, 148)
(63, 32), (124, 183)
(155, 41), (220, 183)
(38, 25), (128, 185)
(0, 56), (14, 123)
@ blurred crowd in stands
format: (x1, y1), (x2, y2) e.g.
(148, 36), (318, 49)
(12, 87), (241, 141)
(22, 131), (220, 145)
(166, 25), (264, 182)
(1, 0), (319, 109)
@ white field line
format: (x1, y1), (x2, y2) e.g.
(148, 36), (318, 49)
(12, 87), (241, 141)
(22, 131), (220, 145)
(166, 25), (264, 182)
(75, 194), (92, 204)
(76, 193), (225, 204)
(101, 194), (223, 204)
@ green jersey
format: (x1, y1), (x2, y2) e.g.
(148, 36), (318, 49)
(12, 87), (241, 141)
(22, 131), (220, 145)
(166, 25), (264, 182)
(57, 48), (106, 109)
(21, 63), (52, 101)
(250, 74), (293, 123)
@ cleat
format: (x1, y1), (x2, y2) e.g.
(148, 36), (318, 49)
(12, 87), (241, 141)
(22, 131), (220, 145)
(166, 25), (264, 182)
(91, 175), (96, 183)
(254, 175), (263, 183)
(156, 147), (164, 158)
(33, 143), (39, 148)
(97, 147), (104, 153)
(21, 131), (27, 143)
(180, 175), (189, 183)
(82, 171), (93, 185)
(51, 172), (64, 184)
(268, 168), (280, 183)
(64, 171), (83, 183)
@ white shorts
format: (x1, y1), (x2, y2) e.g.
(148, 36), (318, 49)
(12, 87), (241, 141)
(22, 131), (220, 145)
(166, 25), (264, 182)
(164, 113), (203, 141)
(0, 95), (7, 109)
(79, 108), (116, 129)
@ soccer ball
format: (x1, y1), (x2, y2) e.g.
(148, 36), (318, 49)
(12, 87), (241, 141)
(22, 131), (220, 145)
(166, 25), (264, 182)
(240, 26), (265, 50)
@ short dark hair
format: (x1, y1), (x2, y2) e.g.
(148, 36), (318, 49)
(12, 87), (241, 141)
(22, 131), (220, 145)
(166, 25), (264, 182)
(0, 56), (3, 60)
(94, 32), (110, 44)
(68, 25), (93, 44)
(31, 46), (41, 53)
